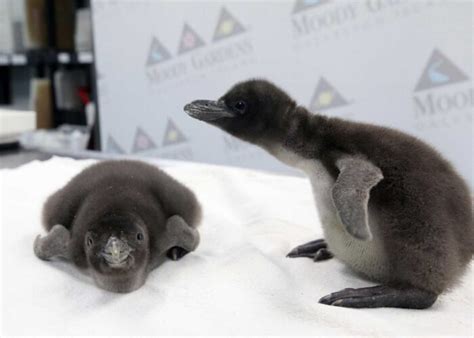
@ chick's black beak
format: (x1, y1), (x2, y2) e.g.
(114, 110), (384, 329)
(184, 100), (234, 121)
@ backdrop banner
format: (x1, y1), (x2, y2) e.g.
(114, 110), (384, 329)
(92, 0), (473, 186)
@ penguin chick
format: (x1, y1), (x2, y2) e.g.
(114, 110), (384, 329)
(34, 160), (201, 293)
(184, 79), (473, 309)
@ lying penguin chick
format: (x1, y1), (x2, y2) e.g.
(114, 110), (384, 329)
(34, 160), (201, 293)
(184, 79), (473, 309)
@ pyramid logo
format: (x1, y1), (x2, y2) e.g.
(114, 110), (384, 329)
(132, 127), (157, 153)
(106, 135), (125, 154)
(162, 119), (187, 146)
(415, 49), (468, 92)
(146, 37), (172, 66)
(309, 77), (349, 111)
(178, 23), (205, 54)
(293, 0), (330, 13)
(213, 7), (245, 42)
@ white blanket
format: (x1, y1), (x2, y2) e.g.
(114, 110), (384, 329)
(1, 157), (472, 335)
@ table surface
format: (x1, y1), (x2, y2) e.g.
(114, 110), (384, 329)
(0, 149), (53, 169)
(2, 156), (472, 335)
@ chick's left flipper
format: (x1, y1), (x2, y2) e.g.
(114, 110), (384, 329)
(331, 156), (383, 241)
(34, 224), (71, 260)
(153, 215), (200, 265)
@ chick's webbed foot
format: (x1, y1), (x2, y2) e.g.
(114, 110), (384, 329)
(286, 239), (334, 262)
(319, 285), (438, 309)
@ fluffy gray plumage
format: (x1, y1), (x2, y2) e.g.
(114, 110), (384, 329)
(184, 79), (473, 309)
(34, 160), (202, 293)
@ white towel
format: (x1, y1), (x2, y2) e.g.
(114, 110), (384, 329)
(1, 157), (472, 335)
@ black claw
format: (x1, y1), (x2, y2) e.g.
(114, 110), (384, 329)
(287, 251), (318, 258)
(167, 246), (189, 261)
(287, 239), (332, 261)
(314, 248), (334, 262)
(286, 239), (327, 259)
(318, 295), (333, 305)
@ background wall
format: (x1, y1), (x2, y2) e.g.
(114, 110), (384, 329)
(92, 0), (473, 187)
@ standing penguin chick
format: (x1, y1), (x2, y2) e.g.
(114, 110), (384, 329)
(34, 160), (201, 293)
(184, 79), (473, 309)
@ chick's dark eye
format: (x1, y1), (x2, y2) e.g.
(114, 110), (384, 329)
(86, 236), (93, 248)
(233, 100), (246, 113)
(136, 232), (144, 241)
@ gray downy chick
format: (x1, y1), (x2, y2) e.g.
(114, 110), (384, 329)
(34, 160), (201, 293)
(184, 79), (473, 309)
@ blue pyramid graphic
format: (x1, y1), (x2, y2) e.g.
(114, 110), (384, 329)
(146, 37), (172, 66)
(415, 49), (468, 92)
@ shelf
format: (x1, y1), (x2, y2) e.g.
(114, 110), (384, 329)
(57, 51), (94, 64)
(0, 108), (36, 140)
(0, 50), (94, 67)
(0, 54), (27, 66)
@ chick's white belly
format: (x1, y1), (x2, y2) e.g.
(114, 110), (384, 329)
(307, 168), (390, 282)
(271, 146), (390, 281)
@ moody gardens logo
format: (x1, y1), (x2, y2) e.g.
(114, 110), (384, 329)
(290, 0), (436, 45)
(413, 49), (472, 129)
(145, 7), (254, 85)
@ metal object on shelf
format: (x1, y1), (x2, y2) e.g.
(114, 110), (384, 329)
(77, 51), (93, 63)
(20, 124), (90, 152)
(10, 53), (27, 65)
(0, 54), (9, 65)
(57, 52), (71, 64)
(0, 50), (94, 67)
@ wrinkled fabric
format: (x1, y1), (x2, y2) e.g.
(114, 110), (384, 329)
(1, 157), (472, 335)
